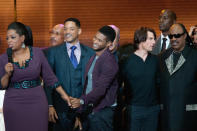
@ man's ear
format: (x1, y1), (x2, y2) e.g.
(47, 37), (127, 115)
(107, 41), (113, 49)
(78, 28), (82, 35)
(109, 42), (115, 51)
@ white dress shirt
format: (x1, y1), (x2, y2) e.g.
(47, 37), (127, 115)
(161, 34), (170, 50)
(66, 42), (81, 64)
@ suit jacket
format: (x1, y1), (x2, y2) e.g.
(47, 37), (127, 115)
(159, 45), (197, 131)
(45, 43), (94, 112)
(80, 49), (119, 113)
(151, 36), (171, 55)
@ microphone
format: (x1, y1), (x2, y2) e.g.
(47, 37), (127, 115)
(7, 48), (12, 63)
(6, 48), (13, 78)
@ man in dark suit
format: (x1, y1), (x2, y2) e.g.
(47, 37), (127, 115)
(159, 23), (197, 131)
(42, 24), (64, 56)
(152, 9), (176, 55)
(70, 26), (119, 131)
(45, 18), (94, 131)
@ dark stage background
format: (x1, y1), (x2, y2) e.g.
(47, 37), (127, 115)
(0, 0), (196, 53)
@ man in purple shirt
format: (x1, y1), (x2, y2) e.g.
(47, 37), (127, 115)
(70, 25), (119, 131)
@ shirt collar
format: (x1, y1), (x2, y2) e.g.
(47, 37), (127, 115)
(161, 33), (170, 49)
(66, 41), (81, 50)
(161, 33), (170, 41)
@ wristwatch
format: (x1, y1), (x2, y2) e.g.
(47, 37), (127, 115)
(80, 99), (84, 105)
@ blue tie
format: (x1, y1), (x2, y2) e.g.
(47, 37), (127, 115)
(70, 46), (78, 68)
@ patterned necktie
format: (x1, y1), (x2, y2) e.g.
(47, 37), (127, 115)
(161, 38), (167, 52)
(70, 46), (78, 68)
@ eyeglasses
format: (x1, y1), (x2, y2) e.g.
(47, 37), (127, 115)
(168, 32), (185, 39)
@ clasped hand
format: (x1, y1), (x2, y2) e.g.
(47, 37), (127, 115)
(61, 96), (81, 108)
(70, 97), (81, 108)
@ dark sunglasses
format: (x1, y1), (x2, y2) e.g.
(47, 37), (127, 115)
(168, 32), (185, 39)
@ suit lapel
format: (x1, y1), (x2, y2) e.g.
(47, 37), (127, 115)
(80, 44), (90, 86)
(165, 53), (186, 75)
(80, 43), (92, 68)
(79, 44), (85, 68)
(167, 42), (171, 49)
(173, 55), (185, 74)
(56, 43), (70, 68)
(63, 43), (70, 60)
(152, 36), (161, 54)
(83, 55), (95, 94)
(85, 55), (95, 77)
(157, 36), (162, 53)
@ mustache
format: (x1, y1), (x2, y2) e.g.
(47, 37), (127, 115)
(50, 37), (56, 41)
(65, 34), (71, 37)
(171, 40), (177, 43)
(170, 40), (179, 45)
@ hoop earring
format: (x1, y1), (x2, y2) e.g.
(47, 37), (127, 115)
(21, 43), (26, 48)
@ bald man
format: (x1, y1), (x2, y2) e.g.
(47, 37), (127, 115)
(50, 24), (64, 46)
(45, 24), (64, 131)
(152, 9), (177, 55)
(159, 23), (197, 131)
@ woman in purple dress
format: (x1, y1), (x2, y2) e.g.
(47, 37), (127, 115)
(0, 22), (71, 131)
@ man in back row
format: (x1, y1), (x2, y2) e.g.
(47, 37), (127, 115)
(152, 9), (176, 55)
(50, 24), (64, 47)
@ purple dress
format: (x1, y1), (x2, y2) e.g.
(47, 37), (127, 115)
(0, 47), (59, 131)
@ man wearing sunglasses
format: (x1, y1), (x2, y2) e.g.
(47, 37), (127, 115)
(152, 9), (176, 55)
(159, 23), (197, 131)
